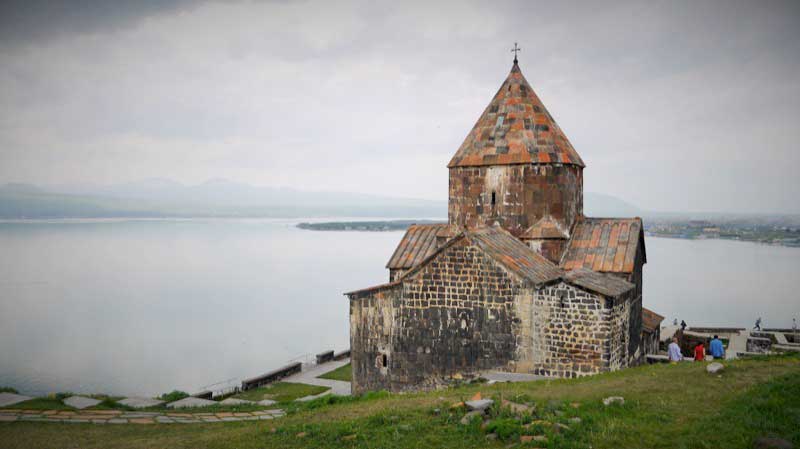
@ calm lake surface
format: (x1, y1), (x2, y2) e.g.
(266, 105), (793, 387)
(1, 219), (798, 396)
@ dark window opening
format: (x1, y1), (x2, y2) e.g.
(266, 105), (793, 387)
(381, 353), (388, 367)
(491, 191), (496, 207)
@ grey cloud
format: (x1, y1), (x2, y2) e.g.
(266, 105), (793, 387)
(0, 0), (798, 213)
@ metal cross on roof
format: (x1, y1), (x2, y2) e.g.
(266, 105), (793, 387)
(511, 42), (521, 63)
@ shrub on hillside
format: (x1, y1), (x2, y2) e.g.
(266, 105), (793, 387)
(159, 390), (190, 402)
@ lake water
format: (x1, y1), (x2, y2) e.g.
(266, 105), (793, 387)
(1, 219), (798, 396)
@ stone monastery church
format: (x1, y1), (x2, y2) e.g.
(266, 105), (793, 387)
(346, 59), (662, 394)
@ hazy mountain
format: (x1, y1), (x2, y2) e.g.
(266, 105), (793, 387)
(0, 181), (446, 219)
(583, 192), (642, 217)
(0, 180), (644, 220)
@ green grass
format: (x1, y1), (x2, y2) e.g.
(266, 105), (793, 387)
(232, 382), (330, 403)
(0, 355), (798, 448)
(318, 363), (352, 382)
(4, 398), (73, 411)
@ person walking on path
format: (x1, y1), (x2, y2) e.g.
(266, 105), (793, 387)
(680, 320), (687, 331)
(668, 337), (683, 363)
(694, 342), (706, 362)
(709, 335), (725, 359)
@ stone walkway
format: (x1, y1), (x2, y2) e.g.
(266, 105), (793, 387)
(284, 358), (351, 397)
(725, 330), (750, 360)
(480, 371), (544, 383)
(0, 408), (285, 424)
(0, 393), (32, 408)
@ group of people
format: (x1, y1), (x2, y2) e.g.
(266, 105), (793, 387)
(668, 335), (725, 362)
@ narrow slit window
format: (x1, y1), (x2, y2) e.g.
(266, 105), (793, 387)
(491, 191), (496, 206)
(381, 353), (388, 367)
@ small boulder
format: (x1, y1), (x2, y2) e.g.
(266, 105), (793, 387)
(569, 417), (582, 424)
(465, 399), (494, 412)
(460, 410), (484, 425)
(520, 435), (534, 443)
(296, 432), (307, 438)
(754, 437), (793, 449)
(603, 396), (624, 406)
(706, 362), (725, 374)
(533, 435), (548, 442)
(501, 399), (532, 414)
(486, 433), (498, 441)
(553, 423), (570, 433)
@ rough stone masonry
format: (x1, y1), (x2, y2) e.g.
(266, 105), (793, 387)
(346, 59), (658, 394)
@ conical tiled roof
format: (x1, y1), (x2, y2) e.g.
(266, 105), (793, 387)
(448, 62), (584, 168)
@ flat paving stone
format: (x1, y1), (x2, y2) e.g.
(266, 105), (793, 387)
(219, 398), (254, 406)
(257, 399), (277, 406)
(0, 393), (33, 407)
(166, 397), (217, 409)
(118, 397), (165, 409)
(295, 389), (332, 402)
(64, 396), (102, 410)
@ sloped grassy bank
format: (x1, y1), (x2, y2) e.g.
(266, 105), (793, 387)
(1, 354), (798, 449)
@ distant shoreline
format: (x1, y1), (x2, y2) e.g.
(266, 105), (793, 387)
(297, 220), (445, 232)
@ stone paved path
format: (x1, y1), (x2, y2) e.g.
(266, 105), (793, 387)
(0, 408), (285, 424)
(166, 397), (217, 408)
(726, 330), (751, 360)
(480, 371), (544, 383)
(284, 358), (351, 397)
(0, 393), (32, 408)
(63, 396), (102, 410)
(118, 397), (164, 409)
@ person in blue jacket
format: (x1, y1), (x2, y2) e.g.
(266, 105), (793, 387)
(709, 335), (725, 359)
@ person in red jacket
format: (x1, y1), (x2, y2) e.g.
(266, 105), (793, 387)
(694, 342), (706, 362)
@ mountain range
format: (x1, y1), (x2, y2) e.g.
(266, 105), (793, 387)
(0, 179), (642, 219)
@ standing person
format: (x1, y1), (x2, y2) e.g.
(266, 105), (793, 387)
(668, 337), (683, 363)
(709, 335), (725, 359)
(680, 320), (687, 331)
(694, 342), (705, 361)
(754, 317), (762, 331)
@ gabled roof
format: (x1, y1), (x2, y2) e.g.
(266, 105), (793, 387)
(560, 217), (646, 274)
(448, 62), (584, 169)
(563, 268), (634, 297)
(642, 307), (665, 333)
(520, 215), (571, 239)
(386, 224), (449, 270)
(467, 226), (563, 286)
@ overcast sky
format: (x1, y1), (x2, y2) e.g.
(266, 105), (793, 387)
(0, 0), (798, 213)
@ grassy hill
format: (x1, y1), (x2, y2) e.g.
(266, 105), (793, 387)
(1, 354), (798, 448)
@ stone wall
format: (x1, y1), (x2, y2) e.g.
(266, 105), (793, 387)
(350, 242), (641, 393)
(523, 238), (568, 264)
(448, 164), (583, 238)
(349, 286), (400, 394)
(388, 238), (519, 391)
(519, 282), (635, 378)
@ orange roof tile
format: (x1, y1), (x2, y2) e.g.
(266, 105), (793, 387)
(560, 217), (646, 274)
(448, 62), (584, 169)
(642, 307), (665, 332)
(385, 224), (449, 270)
